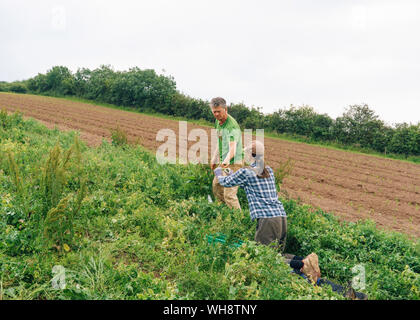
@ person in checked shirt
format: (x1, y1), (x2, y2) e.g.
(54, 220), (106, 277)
(213, 140), (369, 299)
(214, 140), (321, 284)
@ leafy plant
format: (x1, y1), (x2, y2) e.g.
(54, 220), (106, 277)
(40, 137), (82, 213)
(0, 112), (419, 300)
(43, 180), (86, 251)
(110, 125), (128, 147)
(6, 152), (25, 200)
(273, 158), (294, 192)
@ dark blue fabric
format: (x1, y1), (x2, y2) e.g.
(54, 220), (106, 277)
(317, 278), (346, 294)
(292, 270), (347, 294)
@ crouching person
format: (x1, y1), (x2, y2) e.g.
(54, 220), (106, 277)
(214, 140), (320, 281)
(214, 140), (367, 300)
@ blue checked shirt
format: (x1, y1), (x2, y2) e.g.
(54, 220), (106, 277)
(217, 165), (287, 220)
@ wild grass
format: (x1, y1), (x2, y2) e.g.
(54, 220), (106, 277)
(0, 111), (418, 300)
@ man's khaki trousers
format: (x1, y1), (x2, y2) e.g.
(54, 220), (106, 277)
(212, 164), (242, 210)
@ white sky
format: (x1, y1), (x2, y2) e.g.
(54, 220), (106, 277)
(1, 0), (419, 125)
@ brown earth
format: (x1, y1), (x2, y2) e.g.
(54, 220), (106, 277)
(1, 92), (419, 239)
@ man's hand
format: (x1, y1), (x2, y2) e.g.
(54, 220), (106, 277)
(221, 161), (229, 168)
(220, 140), (236, 168)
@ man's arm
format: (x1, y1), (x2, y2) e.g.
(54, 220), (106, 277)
(221, 140), (237, 168)
(210, 144), (219, 170)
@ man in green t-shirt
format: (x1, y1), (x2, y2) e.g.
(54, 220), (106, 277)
(210, 97), (243, 210)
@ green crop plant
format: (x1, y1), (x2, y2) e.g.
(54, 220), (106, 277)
(273, 157), (293, 192)
(110, 125), (128, 147)
(0, 109), (9, 129)
(6, 151), (25, 201)
(41, 144), (71, 210)
(0, 111), (419, 300)
(40, 136), (83, 213)
(43, 180), (87, 251)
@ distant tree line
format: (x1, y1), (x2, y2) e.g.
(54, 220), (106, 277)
(1, 65), (419, 157)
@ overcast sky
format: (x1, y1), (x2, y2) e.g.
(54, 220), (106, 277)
(1, 0), (419, 125)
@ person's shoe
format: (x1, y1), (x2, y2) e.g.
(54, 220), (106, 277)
(354, 291), (368, 300)
(344, 284), (368, 300)
(344, 287), (357, 299)
(301, 253), (321, 284)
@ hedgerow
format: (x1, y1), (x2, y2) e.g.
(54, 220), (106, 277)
(3, 65), (420, 158)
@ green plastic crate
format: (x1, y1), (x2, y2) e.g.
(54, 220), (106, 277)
(206, 232), (244, 248)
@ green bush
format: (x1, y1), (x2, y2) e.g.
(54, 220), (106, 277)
(0, 82), (10, 92)
(388, 123), (420, 157)
(9, 83), (27, 94)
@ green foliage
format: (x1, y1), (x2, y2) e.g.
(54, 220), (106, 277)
(41, 141), (79, 212)
(170, 92), (213, 121)
(110, 126), (128, 147)
(27, 73), (49, 93)
(273, 158), (294, 192)
(9, 82), (27, 94)
(265, 106), (334, 142)
(43, 181), (87, 251)
(6, 152), (25, 198)
(36, 66), (75, 95)
(0, 82), (9, 92)
(388, 123), (420, 157)
(0, 110), (419, 300)
(283, 201), (420, 299)
(0, 109), (24, 130)
(228, 104), (265, 130)
(333, 104), (390, 151)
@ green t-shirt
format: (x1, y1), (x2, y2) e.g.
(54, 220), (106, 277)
(215, 114), (243, 165)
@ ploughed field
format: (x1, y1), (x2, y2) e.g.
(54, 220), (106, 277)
(1, 92), (419, 238)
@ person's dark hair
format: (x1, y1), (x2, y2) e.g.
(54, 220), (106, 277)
(245, 165), (270, 179)
(257, 166), (270, 179)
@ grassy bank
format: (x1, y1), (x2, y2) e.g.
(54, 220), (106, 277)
(0, 111), (419, 300)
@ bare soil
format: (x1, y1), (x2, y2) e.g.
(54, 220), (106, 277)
(1, 92), (419, 238)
